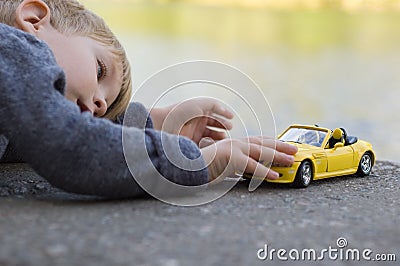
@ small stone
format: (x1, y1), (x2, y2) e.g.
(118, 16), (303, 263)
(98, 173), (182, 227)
(35, 183), (46, 190)
(45, 244), (68, 257)
(13, 186), (27, 194)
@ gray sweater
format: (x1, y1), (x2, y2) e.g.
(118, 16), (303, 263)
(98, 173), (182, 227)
(0, 23), (208, 198)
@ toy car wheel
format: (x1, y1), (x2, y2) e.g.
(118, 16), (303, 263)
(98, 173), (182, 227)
(292, 161), (313, 188)
(357, 152), (372, 176)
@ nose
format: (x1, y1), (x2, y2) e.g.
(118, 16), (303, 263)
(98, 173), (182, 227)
(93, 95), (107, 117)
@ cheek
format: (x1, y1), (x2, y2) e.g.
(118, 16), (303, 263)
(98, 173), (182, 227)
(56, 51), (96, 97)
(63, 81), (80, 103)
(63, 62), (96, 99)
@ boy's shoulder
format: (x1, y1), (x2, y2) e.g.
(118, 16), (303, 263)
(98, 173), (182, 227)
(0, 23), (42, 45)
(0, 23), (64, 94)
(0, 23), (59, 71)
(0, 23), (53, 59)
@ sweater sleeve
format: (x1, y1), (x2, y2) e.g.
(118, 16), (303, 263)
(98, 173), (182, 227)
(0, 24), (208, 198)
(114, 102), (154, 129)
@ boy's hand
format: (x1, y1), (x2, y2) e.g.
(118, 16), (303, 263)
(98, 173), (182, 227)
(201, 136), (298, 182)
(150, 98), (234, 145)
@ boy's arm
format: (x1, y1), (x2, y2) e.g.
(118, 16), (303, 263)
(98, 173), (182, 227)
(0, 100), (150, 163)
(0, 24), (208, 198)
(115, 102), (154, 129)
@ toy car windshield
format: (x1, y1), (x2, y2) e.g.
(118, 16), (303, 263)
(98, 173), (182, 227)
(279, 127), (327, 147)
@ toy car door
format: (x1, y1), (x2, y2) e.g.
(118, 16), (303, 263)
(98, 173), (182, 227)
(326, 144), (354, 172)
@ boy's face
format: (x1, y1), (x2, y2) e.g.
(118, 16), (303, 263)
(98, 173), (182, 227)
(15, 0), (122, 117)
(44, 31), (122, 117)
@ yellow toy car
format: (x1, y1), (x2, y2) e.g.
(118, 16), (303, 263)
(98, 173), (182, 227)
(259, 124), (375, 188)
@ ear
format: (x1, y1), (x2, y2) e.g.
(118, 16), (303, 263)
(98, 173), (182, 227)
(15, 0), (51, 34)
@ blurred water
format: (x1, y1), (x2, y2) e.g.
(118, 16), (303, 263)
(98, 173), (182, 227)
(85, 2), (400, 161)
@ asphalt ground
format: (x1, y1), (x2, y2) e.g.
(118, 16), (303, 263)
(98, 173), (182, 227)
(0, 161), (399, 266)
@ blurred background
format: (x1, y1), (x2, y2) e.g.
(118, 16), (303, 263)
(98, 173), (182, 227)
(81, 0), (400, 162)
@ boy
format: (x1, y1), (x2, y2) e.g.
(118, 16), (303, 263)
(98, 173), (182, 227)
(0, 0), (297, 198)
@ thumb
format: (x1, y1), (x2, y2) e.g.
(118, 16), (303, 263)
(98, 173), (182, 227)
(199, 137), (215, 148)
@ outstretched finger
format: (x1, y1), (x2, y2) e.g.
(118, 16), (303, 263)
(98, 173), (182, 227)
(246, 137), (298, 156)
(203, 128), (227, 141)
(210, 102), (234, 120)
(274, 140), (298, 155)
(246, 136), (275, 147)
(244, 158), (280, 180)
(206, 116), (233, 131)
(247, 143), (294, 167)
(247, 143), (274, 162)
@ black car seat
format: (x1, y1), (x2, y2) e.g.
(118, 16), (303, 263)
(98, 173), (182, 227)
(340, 127), (358, 145)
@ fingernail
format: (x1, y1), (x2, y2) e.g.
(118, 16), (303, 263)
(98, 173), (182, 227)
(268, 172), (279, 180)
(286, 155), (294, 161)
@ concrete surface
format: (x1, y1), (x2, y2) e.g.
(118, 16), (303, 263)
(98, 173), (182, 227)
(0, 161), (399, 266)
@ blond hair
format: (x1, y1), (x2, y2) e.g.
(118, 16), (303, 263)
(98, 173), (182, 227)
(0, 0), (132, 121)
